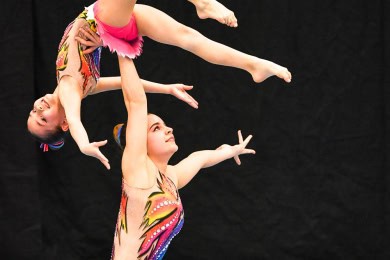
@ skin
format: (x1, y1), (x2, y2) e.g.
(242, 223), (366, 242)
(27, 74), (198, 170)
(30, 0), (290, 170)
(82, 3), (291, 84)
(111, 55), (256, 258)
(118, 55), (255, 190)
(188, 0), (238, 27)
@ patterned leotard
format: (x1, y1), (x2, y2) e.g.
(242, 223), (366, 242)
(111, 171), (184, 260)
(56, 6), (101, 98)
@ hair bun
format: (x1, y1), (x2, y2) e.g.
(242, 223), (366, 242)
(113, 123), (124, 149)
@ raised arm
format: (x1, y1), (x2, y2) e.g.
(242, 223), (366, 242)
(117, 56), (149, 179)
(172, 130), (255, 189)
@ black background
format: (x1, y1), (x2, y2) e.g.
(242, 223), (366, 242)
(0, 0), (389, 259)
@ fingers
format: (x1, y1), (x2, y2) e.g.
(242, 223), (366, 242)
(79, 26), (100, 42)
(182, 84), (194, 90)
(99, 154), (110, 170)
(186, 94), (199, 109)
(79, 27), (95, 40)
(75, 36), (91, 46)
(94, 140), (110, 170)
(234, 155), (241, 165)
(237, 130), (244, 143)
(95, 140), (108, 147)
(242, 148), (256, 155)
(175, 85), (199, 109)
(82, 47), (95, 55)
(98, 151), (110, 170)
(236, 130), (253, 147)
(101, 159), (111, 170)
(178, 92), (198, 109)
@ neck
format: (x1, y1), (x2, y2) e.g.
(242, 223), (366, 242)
(53, 86), (60, 95)
(149, 154), (171, 174)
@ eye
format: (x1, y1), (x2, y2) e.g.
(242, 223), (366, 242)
(153, 126), (160, 132)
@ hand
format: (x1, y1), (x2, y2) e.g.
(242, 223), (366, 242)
(169, 84), (199, 109)
(80, 140), (110, 170)
(75, 26), (103, 54)
(217, 130), (256, 165)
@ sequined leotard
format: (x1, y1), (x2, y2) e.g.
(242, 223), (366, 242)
(56, 6), (101, 98)
(111, 171), (184, 260)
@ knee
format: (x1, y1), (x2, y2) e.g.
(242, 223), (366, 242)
(175, 25), (202, 50)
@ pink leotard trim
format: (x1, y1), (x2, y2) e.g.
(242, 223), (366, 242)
(93, 3), (143, 59)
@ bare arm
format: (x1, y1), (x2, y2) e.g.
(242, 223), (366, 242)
(172, 130), (255, 189)
(90, 77), (173, 94)
(118, 56), (149, 179)
(58, 76), (110, 169)
(90, 77), (198, 109)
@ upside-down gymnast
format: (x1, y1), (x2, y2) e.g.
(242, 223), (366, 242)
(27, 0), (291, 169)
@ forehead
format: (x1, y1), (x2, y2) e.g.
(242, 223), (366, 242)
(27, 113), (58, 133)
(147, 114), (165, 126)
(27, 118), (51, 136)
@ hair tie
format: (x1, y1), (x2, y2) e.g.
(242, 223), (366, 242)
(40, 143), (49, 152)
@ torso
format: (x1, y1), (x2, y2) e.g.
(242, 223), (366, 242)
(56, 5), (101, 98)
(111, 171), (184, 260)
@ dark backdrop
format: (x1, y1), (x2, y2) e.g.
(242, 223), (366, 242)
(1, 0), (389, 259)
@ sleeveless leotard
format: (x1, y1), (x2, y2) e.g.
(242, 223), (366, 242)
(111, 171), (184, 260)
(56, 6), (101, 98)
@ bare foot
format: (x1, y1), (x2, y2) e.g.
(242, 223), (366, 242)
(249, 58), (292, 83)
(189, 0), (238, 27)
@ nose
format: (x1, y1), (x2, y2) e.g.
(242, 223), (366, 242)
(165, 126), (173, 134)
(34, 103), (44, 112)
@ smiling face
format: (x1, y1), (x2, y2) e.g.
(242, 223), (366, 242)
(27, 94), (68, 141)
(147, 114), (178, 158)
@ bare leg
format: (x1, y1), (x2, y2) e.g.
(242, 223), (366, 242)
(188, 0), (238, 27)
(134, 4), (291, 83)
(95, 0), (137, 27)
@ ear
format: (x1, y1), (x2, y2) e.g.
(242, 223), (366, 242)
(60, 118), (69, 132)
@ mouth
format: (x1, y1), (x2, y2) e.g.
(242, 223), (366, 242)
(166, 136), (175, 142)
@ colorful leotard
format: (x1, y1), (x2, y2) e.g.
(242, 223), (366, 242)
(111, 171), (184, 260)
(56, 7), (101, 98)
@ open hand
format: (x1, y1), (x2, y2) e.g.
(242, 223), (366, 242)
(80, 140), (110, 170)
(169, 84), (199, 109)
(217, 130), (256, 165)
(75, 26), (103, 54)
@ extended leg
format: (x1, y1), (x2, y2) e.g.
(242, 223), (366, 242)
(134, 4), (291, 83)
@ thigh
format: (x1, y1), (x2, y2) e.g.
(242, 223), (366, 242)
(96, 0), (137, 27)
(134, 4), (197, 48)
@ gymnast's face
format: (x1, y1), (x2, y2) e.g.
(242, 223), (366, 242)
(147, 114), (178, 157)
(27, 94), (68, 138)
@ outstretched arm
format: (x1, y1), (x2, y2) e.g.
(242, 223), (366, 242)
(172, 130), (255, 189)
(58, 76), (110, 169)
(90, 77), (199, 109)
(75, 30), (198, 109)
